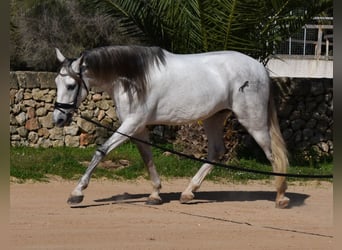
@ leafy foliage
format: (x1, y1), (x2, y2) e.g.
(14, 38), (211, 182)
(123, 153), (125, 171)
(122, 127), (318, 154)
(10, 0), (331, 70)
(88, 0), (332, 63)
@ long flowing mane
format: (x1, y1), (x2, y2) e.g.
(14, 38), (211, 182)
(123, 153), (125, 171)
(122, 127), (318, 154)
(83, 45), (166, 100)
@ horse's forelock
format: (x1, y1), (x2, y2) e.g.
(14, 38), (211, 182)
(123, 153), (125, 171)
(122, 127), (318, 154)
(58, 58), (83, 85)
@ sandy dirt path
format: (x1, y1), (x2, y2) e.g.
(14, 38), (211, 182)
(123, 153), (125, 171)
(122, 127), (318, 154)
(10, 178), (333, 250)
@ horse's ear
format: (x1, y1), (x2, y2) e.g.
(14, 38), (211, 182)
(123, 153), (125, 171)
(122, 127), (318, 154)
(71, 55), (84, 73)
(55, 48), (65, 62)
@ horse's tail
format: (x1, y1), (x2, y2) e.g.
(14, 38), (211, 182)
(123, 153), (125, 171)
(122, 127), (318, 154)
(268, 88), (289, 191)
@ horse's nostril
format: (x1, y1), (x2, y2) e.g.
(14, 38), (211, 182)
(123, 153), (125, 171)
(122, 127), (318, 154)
(56, 118), (65, 126)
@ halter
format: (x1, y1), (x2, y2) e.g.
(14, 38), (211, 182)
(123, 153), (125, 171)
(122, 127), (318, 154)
(54, 59), (89, 114)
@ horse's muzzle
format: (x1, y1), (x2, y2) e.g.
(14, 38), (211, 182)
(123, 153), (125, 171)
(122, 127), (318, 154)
(53, 110), (73, 127)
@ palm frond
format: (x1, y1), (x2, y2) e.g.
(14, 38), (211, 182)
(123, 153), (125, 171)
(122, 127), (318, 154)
(85, 0), (332, 61)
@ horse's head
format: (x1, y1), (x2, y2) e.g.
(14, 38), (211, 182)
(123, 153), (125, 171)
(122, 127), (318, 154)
(53, 48), (89, 127)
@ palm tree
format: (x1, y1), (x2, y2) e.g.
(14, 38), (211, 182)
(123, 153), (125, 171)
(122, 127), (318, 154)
(86, 0), (332, 63)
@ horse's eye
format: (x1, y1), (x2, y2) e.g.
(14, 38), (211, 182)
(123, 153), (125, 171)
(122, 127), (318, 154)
(67, 84), (77, 91)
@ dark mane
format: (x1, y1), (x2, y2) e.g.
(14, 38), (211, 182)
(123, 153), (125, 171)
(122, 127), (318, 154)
(82, 45), (166, 101)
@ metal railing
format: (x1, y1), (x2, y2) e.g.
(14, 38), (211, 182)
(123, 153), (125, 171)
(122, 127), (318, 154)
(276, 17), (333, 60)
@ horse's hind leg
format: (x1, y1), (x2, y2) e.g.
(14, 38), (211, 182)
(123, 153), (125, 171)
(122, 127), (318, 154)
(133, 128), (162, 205)
(180, 110), (228, 203)
(236, 114), (289, 208)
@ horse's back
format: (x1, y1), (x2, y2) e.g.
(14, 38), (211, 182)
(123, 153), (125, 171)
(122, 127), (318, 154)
(144, 50), (270, 125)
(163, 50), (268, 86)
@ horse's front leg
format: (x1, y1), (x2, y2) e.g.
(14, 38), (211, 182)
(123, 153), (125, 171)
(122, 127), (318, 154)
(67, 120), (138, 205)
(67, 148), (107, 204)
(132, 128), (162, 205)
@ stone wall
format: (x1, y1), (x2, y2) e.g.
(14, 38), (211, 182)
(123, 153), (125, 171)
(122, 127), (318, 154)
(10, 71), (117, 148)
(274, 78), (333, 163)
(10, 71), (333, 163)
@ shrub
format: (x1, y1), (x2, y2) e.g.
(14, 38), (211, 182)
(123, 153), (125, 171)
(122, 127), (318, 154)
(10, 0), (140, 71)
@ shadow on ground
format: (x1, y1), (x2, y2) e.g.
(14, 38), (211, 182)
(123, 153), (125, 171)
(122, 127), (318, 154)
(71, 190), (309, 209)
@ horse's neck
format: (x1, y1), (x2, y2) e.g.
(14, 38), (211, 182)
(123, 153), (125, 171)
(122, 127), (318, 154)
(83, 74), (114, 100)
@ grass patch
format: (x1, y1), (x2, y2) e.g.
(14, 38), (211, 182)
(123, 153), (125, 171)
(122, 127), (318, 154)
(10, 142), (333, 183)
(10, 146), (114, 181)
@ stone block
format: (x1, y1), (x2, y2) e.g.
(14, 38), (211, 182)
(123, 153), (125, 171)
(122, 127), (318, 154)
(80, 110), (94, 119)
(38, 127), (50, 138)
(10, 125), (17, 135)
(28, 131), (39, 143)
(12, 104), (21, 115)
(291, 119), (305, 130)
(11, 134), (21, 141)
(49, 127), (64, 140)
(25, 118), (40, 131)
(289, 80), (310, 96)
(24, 91), (32, 100)
(289, 110), (301, 120)
(302, 128), (313, 141)
(36, 107), (48, 117)
(97, 110), (106, 121)
(101, 117), (113, 128)
(39, 112), (54, 129)
(311, 82), (325, 96)
(64, 124), (79, 136)
(10, 89), (16, 105)
(37, 72), (56, 89)
(27, 107), (36, 119)
(106, 107), (117, 120)
(10, 114), (18, 125)
(95, 100), (110, 110)
(48, 89), (56, 96)
(65, 135), (79, 147)
(76, 117), (96, 133)
(23, 99), (36, 107)
(32, 88), (47, 101)
(17, 127), (28, 137)
(318, 142), (329, 153)
(38, 138), (53, 148)
(17, 71), (40, 88)
(15, 89), (24, 103)
(92, 93), (102, 102)
(80, 133), (95, 146)
(10, 72), (19, 89)
(52, 140), (64, 147)
(306, 119), (317, 129)
(15, 112), (26, 126)
(282, 129), (293, 141)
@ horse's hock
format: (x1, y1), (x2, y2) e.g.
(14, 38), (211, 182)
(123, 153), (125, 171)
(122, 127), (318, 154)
(10, 71), (333, 163)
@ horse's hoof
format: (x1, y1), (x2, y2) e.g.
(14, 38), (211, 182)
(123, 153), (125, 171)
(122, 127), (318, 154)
(67, 195), (84, 205)
(275, 196), (290, 209)
(146, 198), (163, 205)
(180, 192), (194, 204)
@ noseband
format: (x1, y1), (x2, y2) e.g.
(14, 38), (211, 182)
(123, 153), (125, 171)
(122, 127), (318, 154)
(54, 59), (89, 114)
